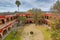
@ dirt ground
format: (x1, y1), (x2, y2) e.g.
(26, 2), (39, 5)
(21, 24), (44, 40)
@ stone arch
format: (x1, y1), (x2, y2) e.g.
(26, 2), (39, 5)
(38, 20), (43, 24)
(26, 20), (34, 24)
(3, 29), (7, 36)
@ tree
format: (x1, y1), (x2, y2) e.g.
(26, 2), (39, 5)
(51, 18), (60, 40)
(51, 0), (60, 14)
(17, 16), (26, 26)
(50, 18), (60, 30)
(27, 8), (42, 25)
(28, 8), (42, 14)
(51, 30), (60, 40)
(15, 0), (21, 12)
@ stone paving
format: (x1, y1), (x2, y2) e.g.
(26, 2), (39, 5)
(21, 24), (44, 40)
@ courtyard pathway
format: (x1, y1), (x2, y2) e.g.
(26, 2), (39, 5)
(21, 24), (44, 40)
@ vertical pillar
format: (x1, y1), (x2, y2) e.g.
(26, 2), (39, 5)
(4, 19), (6, 24)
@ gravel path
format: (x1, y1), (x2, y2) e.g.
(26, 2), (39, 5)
(21, 24), (44, 40)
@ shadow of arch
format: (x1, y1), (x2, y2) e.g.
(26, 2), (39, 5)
(3, 29), (7, 36)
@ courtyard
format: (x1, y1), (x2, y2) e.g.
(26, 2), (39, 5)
(4, 24), (51, 40)
(0, 0), (59, 40)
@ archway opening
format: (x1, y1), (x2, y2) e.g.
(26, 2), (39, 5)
(11, 17), (13, 21)
(0, 34), (2, 39)
(1, 19), (5, 24)
(3, 30), (7, 36)
(38, 21), (41, 24)
(8, 27), (11, 31)
(29, 21), (33, 23)
(6, 18), (9, 22)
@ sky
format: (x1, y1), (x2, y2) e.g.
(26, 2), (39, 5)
(0, 0), (57, 12)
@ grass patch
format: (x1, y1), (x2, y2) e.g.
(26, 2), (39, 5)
(14, 28), (24, 40)
(36, 25), (51, 40)
(4, 31), (15, 40)
(13, 30), (21, 40)
(4, 27), (24, 40)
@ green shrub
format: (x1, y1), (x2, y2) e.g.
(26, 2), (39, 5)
(51, 30), (60, 40)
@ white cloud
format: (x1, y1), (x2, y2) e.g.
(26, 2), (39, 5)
(0, 0), (57, 12)
(20, 0), (57, 11)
